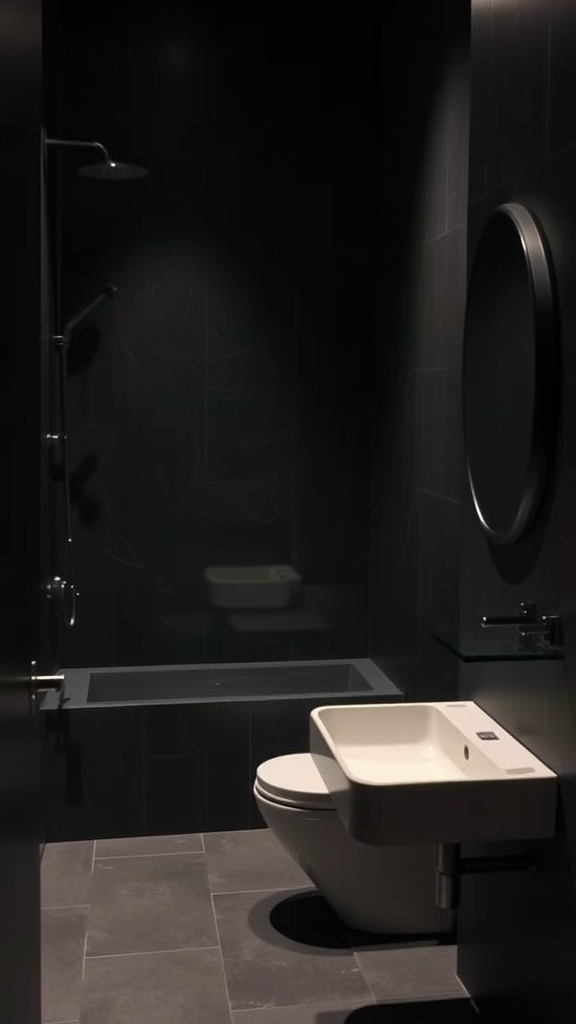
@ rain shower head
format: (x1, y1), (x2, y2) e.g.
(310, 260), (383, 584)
(46, 136), (149, 181)
(78, 159), (149, 181)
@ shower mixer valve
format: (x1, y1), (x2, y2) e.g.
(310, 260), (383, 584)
(45, 575), (78, 598)
(45, 575), (79, 630)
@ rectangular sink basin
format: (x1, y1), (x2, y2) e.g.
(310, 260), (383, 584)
(309, 701), (557, 844)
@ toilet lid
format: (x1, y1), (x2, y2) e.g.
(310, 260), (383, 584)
(255, 753), (333, 810)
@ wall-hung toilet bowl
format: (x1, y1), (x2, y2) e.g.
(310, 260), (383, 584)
(254, 753), (451, 935)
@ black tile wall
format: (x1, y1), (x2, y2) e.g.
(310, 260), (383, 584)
(44, 708), (144, 841)
(421, 229), (467, 370)
(446, 49), (471, 233)
(415, 624), (459, 703)
(417, 494), (460, 632)
(198, 703), (253, 832)
(370, 1), (469, 702)
(458, 1), (576, 1020)
(487, 2), (549, 192)
(548, 3), (576, 158)
(418, 372), (445, 494)
(467, 0), (491, 205)
(44, 0), (384, 670)
(143, 756), (203, 836)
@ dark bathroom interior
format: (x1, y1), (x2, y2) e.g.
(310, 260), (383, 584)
(3, 0), (576, 1022)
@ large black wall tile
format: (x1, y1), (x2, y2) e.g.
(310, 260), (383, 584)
(468, 0), (492, 202)
(418, 370), (445, 496)
(143, 754), (203, 835)
(199, 702), (252, 831)
(144, 701), (251, 832)
(421, 229), (467, 372)
(418, 492), (459, 632)
(44, 708), (145, 841)
(473, 0), (549, 197)
(547, 1), (576, 157)
(415, 617), (459, 703)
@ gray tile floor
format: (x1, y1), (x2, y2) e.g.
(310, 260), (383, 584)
(41, 829), (480, 1024)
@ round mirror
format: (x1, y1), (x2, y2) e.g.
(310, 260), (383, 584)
(463, 202), (559, 545)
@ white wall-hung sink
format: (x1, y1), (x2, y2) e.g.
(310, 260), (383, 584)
(309, 701), (557, 845)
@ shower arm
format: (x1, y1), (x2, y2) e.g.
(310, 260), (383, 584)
(46, 137), (112, 163)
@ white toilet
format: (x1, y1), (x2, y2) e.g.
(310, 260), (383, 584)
(254, 753), (452, 935)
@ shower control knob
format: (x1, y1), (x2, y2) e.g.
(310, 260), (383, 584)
(46, 575), (67, 596)
(45, 576), (78, 596)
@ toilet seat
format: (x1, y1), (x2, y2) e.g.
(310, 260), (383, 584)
(255, 753), (334, 810)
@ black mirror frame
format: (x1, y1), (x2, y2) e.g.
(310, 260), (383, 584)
(463, 202), (559, 546)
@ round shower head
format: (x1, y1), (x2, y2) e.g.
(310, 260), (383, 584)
(46, 138), (149, 181)
(78, 159), (149, 181)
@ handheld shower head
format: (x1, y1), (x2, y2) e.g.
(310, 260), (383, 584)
(63, 284), (118, 341)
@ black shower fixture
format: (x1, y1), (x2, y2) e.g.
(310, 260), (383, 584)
(45, 136), (149, 180)
(62, 284), (118, 342)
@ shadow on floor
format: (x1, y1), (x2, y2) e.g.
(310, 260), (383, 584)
(263, 890), (455, 952)
(318, 999), (482, 1023)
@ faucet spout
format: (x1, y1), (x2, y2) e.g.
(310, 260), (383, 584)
(481, 601), (536, 627)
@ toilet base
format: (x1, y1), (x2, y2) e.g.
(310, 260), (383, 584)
(305, 844), (451, 934)
(255, 788), (452, 935)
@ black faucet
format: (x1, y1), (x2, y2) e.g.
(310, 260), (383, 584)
(481, 601), (536, 627)
(481, 602), (562, 649)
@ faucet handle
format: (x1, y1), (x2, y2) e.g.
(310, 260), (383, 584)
(518, 601), (537, 621)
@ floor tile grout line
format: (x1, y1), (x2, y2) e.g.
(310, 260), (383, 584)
(81, 928), (89, 983)
(211, 884), (315, 897)
(210, 891), (235, 1023)
(232, 999), (377, 1017)
(93, 849), (205, 861)
(232, 1011), (376, 1021)
(354, 951), (468, 1005)
(352, 948), (379, 1004)
(83, 840), (94, 989)
(203, 827), (266, 838)
(85, 945), (222, 961)
(41, 903), (90, 911)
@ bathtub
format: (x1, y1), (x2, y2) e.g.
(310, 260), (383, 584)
(41, 658), (402, 841)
